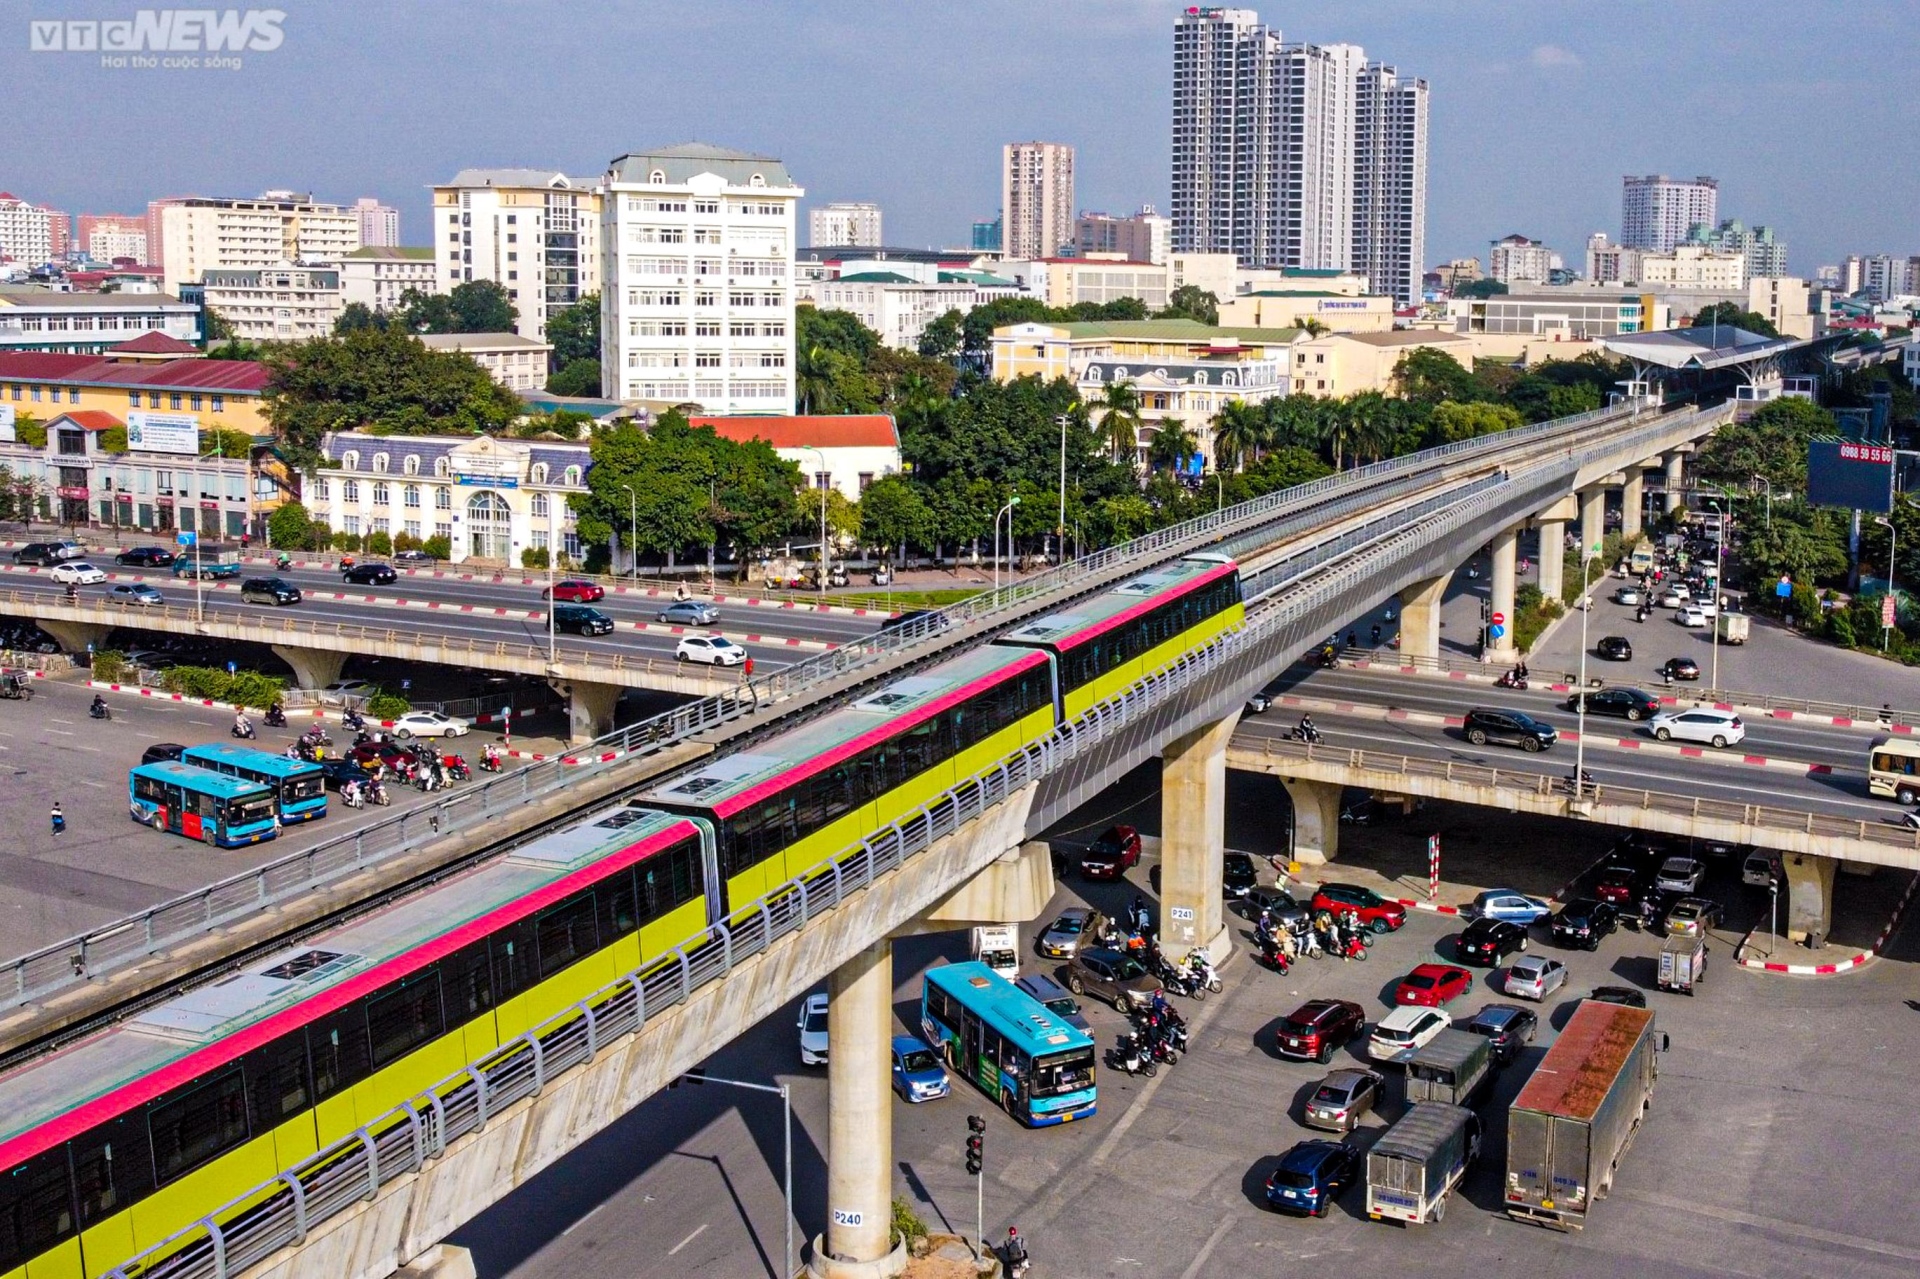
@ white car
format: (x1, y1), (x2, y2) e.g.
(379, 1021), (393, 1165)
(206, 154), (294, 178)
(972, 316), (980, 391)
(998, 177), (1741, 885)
(1655, 855), (1706, 894)
(325, 678), (376, 696)
(1503, 955), (1568, 1001)
(1676, 606), (1708, 628)
(677, 635), (747, 667)
(1613, 587), (1643, 606)
(1366, 1006), (1451, 1063)
(391, 710), (471, 739)
(797, 992), (829, 1065)
(1658, 590), (1686, 609)
(1650, 707), (1745, 749)
(50, 561), (107, 585)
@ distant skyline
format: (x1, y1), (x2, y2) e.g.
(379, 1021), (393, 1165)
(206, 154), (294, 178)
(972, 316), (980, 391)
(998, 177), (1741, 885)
(6, 0), (1918, 274)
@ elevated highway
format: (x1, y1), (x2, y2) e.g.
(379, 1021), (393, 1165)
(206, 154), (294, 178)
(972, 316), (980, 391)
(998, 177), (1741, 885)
(8, 397), (1770, 1279)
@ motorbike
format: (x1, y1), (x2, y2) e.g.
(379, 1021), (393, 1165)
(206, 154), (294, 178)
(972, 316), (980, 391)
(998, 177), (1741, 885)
(1333, 932), (1370, 962)
(367, 778), (391, 807)
(1495, 671), (1528, 690)
(263, 705), (288, 728)
(341, 782), (366, 810)
(443, 755), (471, 782)
(1185, 951), (1222, 997)
(232, 719), (259, 739)
(1104, 1032), (1156, 1078)
(1256, 934), (1292, 973)
(89, 700), (112, 721)
(1154, 956), (1197, 997)
(342, 708), (367, 731)
(275, 554), (293, 571)
(478, 750), (504, 774)
(1292, 922), (1323, 960)
(300, 727), (333, 747)
(1001, 1232), (1030, 1279)
(1291, 723), (1322, 745)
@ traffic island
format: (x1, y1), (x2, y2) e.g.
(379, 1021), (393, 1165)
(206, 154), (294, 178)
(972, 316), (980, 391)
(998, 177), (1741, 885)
(1735, 868), (1920, 975)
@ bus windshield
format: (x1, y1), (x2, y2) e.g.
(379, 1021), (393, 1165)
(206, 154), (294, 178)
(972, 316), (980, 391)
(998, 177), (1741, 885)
(1030, 1048), (1095, 1097)
(284, 774), (326, 804)
(225, 794), (277, 827)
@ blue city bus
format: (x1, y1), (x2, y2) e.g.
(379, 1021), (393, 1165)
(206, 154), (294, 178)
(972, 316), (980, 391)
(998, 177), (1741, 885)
(128, 761), (280, 847)
(181, 742), (328, 822)
(921, 961), (1097, 1126)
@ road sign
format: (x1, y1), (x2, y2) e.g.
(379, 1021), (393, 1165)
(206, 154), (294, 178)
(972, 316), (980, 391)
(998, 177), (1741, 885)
(1490, 611), (1506, 626)
(1776, 576), (1792, 598)
(1169, 905), (1194, 922)
(176, 531), (197, 548)
(1488, 623), (1506, 640)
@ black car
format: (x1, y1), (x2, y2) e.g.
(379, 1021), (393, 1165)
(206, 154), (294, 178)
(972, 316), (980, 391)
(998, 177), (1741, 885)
(1264, 1140), (1363, 1217)
(116, 546), (176, 568)
(319, 758), (376, 791)
(240, 576), (302, 605)
(1223, 851), (1259, 897)
(1463, 707), (1558, 752)
(1587, 985), (1648, 1009)
(13, 541), (79, 566)
(879, 609), (950, 635)
(140, 742), (187, 765)
(342, 561), (398, 586)
(1238, 884), (1309, 929)
(1596, 635), (1633, 661)
(1550, 897), (1619, 950)
(1463, 1003), (1538, 1066)
(392, 549), (437, 565)
(1566, 686), (1660, 721)
(553, 604), (615, 636)
(1457, 917), (1529, 966)
(1660, 656), (1701, 681)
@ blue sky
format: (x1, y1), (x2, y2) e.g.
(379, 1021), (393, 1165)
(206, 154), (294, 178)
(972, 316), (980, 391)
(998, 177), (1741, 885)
(6, 0), (1916, 273)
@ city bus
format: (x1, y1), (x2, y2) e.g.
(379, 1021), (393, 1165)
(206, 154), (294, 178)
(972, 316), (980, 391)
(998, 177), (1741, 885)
(128, 760), (281, 847)
(181, 742), (329, 822)
(1867, 734), (1920, 804)
(921, 960), (1096, 1127)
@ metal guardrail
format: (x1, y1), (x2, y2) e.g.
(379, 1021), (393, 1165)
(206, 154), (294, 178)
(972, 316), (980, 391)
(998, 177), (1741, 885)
(1246, 734), (1920, 852)
(97, 423), (1744, 1279)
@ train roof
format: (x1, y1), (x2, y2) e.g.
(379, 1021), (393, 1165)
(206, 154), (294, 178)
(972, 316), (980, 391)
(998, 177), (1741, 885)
(0, 807), (698, 1167)
(996, 556), (1238, 654)
(129, 759), (274, 796)
(640, 643), (1048, 819)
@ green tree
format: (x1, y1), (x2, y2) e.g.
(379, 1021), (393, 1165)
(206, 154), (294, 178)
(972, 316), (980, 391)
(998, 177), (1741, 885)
(1094, 380), (1143, 464)
(1691, 302), (1779, 338)
(1692, 396), (1835, 494)
(204, 339), (264, 362)
(961, 296), (1054, 354)
(856, 475), (934, 556)
(1157, 285), (1219, 326)
(333, 302), (389, 335)
(1210, 400), (1267, 473)
(544, 292), (600, 369)
(269, 496), (315, 548)
(546, 358), (601, 398)
(199, 427), (256, 459)
(916, 309), (965, 362)
(1454, 279), (1508, 300)
(1427, 399), (1523, 443)
(797, 304), (882, 363)
(397, 280), (518, 334)
(1392, 347), (1478, 406)
(1146, 420), (1199, 474)
(201, 306), (236, 344)
(261, 327), (524, 468)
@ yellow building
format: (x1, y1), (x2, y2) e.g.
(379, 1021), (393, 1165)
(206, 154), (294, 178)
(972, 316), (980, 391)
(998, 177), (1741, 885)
(0, 346), (270, 431)
(1289, 330), (1475, 398)
(990, 317), (1301, 383)
(1218, 290), (1395, 333)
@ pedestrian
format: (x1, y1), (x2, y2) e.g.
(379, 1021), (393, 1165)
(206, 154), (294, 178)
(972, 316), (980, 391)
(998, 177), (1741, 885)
(743, 655), (755, 679)
(50, 802), (64, 835)
(241, 532), (250, 551)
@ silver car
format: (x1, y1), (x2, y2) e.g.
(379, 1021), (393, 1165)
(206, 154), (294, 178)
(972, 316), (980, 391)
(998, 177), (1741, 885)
(1303, 1068), (1384, 1133)
(1503, 955), (1568, 1001)
(657, 600), (721, 625)
(1036, 907), (1107, 960)
(1655, 855), (1705, 894)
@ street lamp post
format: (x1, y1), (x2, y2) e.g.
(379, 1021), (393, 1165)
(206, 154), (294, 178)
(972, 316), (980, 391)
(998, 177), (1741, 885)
(546, 501), (558, 663)
(1573, 547), (1597, 798)
(619, 483), (638, 583)
(1053, 413), (1069, 565)
(1707, 488), (1731, 688)
(1750, 474), (1773, 530)
(1874, 515), (1898, 650)
(805, 447), (828, 596)
(994, 495), (1021, 592)
(671, 1071), (793, 1279)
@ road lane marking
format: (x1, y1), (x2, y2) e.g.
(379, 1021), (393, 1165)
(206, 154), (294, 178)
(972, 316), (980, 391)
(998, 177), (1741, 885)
(1178, 1216), (1236, 1279)
(1615, 1188), (1920, 1262)
(47, 718), (73, 725)
(667, 1223), (708, 1255)
(47, 729), (73, 737)
(77, 778), (105, 787)
(562, 1201), (608, 1236)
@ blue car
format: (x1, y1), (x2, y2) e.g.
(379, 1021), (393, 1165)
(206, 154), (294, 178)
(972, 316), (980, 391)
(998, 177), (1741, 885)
(1264, 1139), (1362, 1217)
(1471, 888), (1553, 926)
(890, 1035), (951, 1103)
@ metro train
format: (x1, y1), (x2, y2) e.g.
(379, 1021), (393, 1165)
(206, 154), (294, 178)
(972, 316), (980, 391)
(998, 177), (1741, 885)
(0, 554), (1243, 1279)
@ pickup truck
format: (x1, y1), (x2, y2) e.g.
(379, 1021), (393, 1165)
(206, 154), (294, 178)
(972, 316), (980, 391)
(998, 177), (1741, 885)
(1716, 612), (1749, 645)
(1366, 1102), (1482, 1225)
(971, 924), (1019, 980)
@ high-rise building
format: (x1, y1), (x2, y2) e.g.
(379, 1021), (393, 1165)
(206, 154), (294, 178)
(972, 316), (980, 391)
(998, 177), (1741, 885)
(1002, 142), (1075, 260)
(353, 197), (401, 247)
(1170, 9), (1427, 302)
(0, 195), (64, 266)
(431, 169), (602, 341)
(194, 263), (344, 342)
(1684, 218), (1785, 279)
(808, 201), (883, 248)
(156, 193), (362, 294)
(76, 214), (148, 264)
(1489, 234), (1554, 284)
(1846, 254), (1914, 301)
(1621, 174), (1717, 252)
(971, 216), (1003, 253)
(1073, 207), (1171, 264)
(600, 142), (801, 414)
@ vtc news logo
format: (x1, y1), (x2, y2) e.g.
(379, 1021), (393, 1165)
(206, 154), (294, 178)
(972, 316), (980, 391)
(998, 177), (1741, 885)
(29, 9), (286, 54)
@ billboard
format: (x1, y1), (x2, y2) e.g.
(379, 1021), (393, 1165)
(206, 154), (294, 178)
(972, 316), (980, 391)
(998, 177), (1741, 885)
(126, 411), (200, 456)
(0, 404), (12, 443)
(1807, 439), (1894, 513)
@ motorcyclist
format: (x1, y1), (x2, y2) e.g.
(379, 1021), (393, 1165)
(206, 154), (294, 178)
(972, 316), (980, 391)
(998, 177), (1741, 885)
(233, 710), (253, 737)
(482, 741), (502, 770)
(276, 552), (292, 571)
(1369, 623), (1381, 646)
(1003, 1227), (1028, 1269)
(1297, 714), (1318, 743)
(90, 693), (109, 719)
(264, 701), (287, 727)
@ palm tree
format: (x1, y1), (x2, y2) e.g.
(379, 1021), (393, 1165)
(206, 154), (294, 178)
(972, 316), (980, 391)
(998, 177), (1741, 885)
(1210, 400), (1263, 473)
(1298, 317), (1330, 338)
(1146, 420), (1200, 475)
(1346, 391), (1398, 464)
(1265, 395), (1325, 455)
(796, 343), (842, 415)
(1094, 380), (1143, 466)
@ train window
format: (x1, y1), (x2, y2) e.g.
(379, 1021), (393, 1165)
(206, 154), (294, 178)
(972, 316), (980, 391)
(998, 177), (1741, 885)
(491, 916), (539, 1001)
(308, 1003), (373, 1100)
(597, 868), (639, 941)
(71, 1112), (154, 1225)
(243, 1034), (312, 1133)
(366, 971), (446, 1069)
(444, 940), (495, 1020)
(149, 1067), (250, 1184)
(536, 892), (599, 979)
(0, 1148), (76, 1266)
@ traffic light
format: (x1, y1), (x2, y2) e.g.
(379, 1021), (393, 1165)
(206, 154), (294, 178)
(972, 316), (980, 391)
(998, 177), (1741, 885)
(965, 1114), (985, 1176)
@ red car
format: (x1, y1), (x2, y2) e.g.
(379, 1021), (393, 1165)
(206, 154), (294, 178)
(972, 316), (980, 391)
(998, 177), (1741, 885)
(1593, 867), (1644, 907)
(1080, 824), (1142, 880)
(546, 579), (605, 603)
(1309, 882), (1408, 933)
(1394, 963), (1473, 1007)
(1275, 998), (1367, 1063)
(349, 741), (413, 772)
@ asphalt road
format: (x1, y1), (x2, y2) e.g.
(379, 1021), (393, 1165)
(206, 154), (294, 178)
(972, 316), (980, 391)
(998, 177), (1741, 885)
(0, 558), (885, 675)
(0, 677), (534, 959)
(446, 776), (1920, 1279)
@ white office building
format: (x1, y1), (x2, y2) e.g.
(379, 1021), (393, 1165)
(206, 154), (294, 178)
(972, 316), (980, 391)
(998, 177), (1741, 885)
(339, 246), (437, 313)
(418, 332), (553, 392)
(1170, 8), (1427, 302)
(157, 194), (361, 294)
(195, 264), (343, 342)
(1621, 174), (1717, 252)
(354, 197), (401, 247)
(431, 169), (602, 341)
(1489, 234), (1555, 284)
(808, 201), (883, 248)
(0, 195), (62, 267)
(600, 143), (802, 414)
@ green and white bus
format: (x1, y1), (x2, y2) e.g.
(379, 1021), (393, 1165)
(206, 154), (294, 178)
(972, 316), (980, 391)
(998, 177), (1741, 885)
(921, 961), (1096, 1127)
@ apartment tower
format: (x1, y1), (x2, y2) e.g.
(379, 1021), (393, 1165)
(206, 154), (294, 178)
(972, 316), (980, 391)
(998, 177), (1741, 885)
(1621, 175), (1717, 252)
(1002, 142), (1075, 260)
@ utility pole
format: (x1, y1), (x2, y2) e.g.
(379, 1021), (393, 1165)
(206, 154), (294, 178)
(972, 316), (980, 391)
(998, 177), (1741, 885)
(671, 1069), (793, 1279)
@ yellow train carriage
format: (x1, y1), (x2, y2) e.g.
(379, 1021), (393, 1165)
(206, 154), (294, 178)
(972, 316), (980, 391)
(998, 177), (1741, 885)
(995, 555), (1245, 721)
(639, 644), (1058, 922)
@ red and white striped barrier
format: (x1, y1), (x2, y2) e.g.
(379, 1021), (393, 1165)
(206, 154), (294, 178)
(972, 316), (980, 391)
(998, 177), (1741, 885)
(1736, 870), (1920, 976)
(86, 681), (545, 733)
